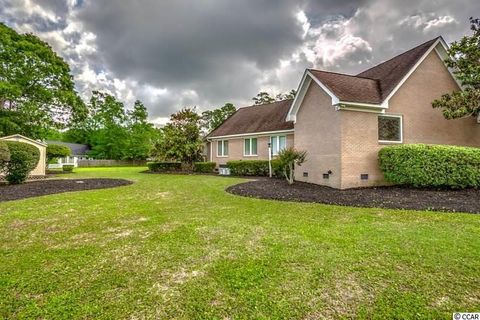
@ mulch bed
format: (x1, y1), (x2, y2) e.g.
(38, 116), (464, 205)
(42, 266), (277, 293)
(0, 179), (133, 202)
(226, 179), (480, 213)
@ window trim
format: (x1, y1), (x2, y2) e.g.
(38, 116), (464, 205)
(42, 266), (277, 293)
(243, 137), (258, 156)
(270, 135), (287, 156)
(216, 140), (229, 157)
(378, 114), (403, 144)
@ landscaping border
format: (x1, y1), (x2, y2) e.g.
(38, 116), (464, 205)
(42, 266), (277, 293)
(0, 178), (133, 202)
(226, 179), (480, 213)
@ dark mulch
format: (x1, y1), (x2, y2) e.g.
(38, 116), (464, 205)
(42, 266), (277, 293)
(226, 179), (480, 213)
(0, 179), (133, 202)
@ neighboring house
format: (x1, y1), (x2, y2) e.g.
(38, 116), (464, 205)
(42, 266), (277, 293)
(206, 36), (480, 189)
(46, 140), (90, 168)
(0, 134), (47, 177)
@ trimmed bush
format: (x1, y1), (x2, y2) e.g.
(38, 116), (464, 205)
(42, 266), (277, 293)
(147, 162), (182, 172)
(379, 144), (480, 189)
(227, 160), (269, 176)
(0, 141), (10, 172)
(227, 160), (282, 177)
(4, 141), (40, 184)
(193, 162), (216, 173)
(62, 165), (74, 173)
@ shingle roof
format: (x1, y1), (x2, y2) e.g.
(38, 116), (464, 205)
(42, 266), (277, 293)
(356, 37), (439, 100)
(46, 140), (90, 156)
(308, 70), (382, 104)
(309, 37), (439, 104)
(207, 99), (294, 138)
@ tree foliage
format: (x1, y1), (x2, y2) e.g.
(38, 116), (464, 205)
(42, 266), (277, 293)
(0, 23), (86, 139)
(46, 144), (71, 162)
(253, 89), (297, 105)
(65, 92), (158, 160)
(276, 147), (307, 185)
(152, 107), (203, 166)
(432, 17), (480, 122)
(201, 103), (236, 133)
(252, 92), (276, 105)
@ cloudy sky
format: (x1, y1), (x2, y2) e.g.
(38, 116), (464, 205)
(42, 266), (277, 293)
(0, 0), (478, 124)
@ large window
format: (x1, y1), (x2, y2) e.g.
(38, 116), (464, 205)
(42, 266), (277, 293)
(270, 135), (287, 155)
(244, 137), (258, 156)
(378, 115), (403, 143)
(217, 140), (229, 157)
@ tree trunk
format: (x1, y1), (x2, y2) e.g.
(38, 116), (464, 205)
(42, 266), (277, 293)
(288, 163), (294, 185)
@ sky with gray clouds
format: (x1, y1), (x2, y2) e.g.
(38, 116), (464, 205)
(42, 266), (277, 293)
(0, 0), (478, 124)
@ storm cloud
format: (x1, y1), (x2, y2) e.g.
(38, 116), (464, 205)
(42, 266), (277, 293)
(1, 0), (478, 124)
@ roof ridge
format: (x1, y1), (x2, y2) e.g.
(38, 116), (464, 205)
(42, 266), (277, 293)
(238, 98), (294, 110)
(357, 36), (439, 77)
(308, 68), (377, 81)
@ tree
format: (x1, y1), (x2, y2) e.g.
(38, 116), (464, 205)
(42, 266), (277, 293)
(124, 100), (159, 160)
(253, 89), (297, 105)
(275, 89), (297, 101)
(432, 17), (480, 122)
(252, 92), (275, 105)
(201, 103), (236, 133)
(277, 147), (307, 185)
(0, 23), (86, 139)
(64, 92), (157, 160)
(46, 144), (71, 163)
(152, 107), (203, 166)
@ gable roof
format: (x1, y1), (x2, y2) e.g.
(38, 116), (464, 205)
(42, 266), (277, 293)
(308, 37), (439, 104)
(0, 134), (47, 147)
(356, 37), (439, 100)
(287, 36), (452, 121)
(46, 140), (90, 155)
(207, 99), (294, 138)
(308, 70), (382, 104)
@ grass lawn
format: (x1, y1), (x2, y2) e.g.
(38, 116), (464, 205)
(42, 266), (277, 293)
(0, 167), (479, 319)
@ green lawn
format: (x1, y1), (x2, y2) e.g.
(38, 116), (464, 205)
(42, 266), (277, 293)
(0, 167), (479, 319)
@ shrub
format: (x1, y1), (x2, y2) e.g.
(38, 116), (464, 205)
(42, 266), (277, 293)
(226, 160), (268, 176)
(4, 141), (40, 184)
(276, 147), (307, 184)
(147, 162), (182, 172)
(0, 141), (10, 172)
(193, 162), (216, 173)
(379, 144), (480, 189)
(62, 165), (74, 173)
(47, 144), (71, 162)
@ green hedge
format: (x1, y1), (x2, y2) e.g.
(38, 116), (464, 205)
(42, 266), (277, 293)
(193, 162), (216, 173)
(4, 141), (40, 184)
(0, 141), (10, 171)
(147, 162), (182, 172)
(62, 165), (74, 173)
(227, 160), (282, 177)
(379, 144), (480, 188)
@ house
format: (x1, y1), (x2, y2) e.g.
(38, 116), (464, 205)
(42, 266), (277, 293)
(0, 134), (47, 177)
(46, 141), (90, 168)
(206, 36), (480, 189)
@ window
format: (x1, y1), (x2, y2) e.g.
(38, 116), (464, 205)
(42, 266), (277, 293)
(244, 137), (258, 156)
(378, 115), (403, 143)
(217, 140), (229, 157)
(270, 135), (287, 155)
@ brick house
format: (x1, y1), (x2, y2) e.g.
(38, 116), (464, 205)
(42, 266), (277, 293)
(206, 37), (480, 189)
